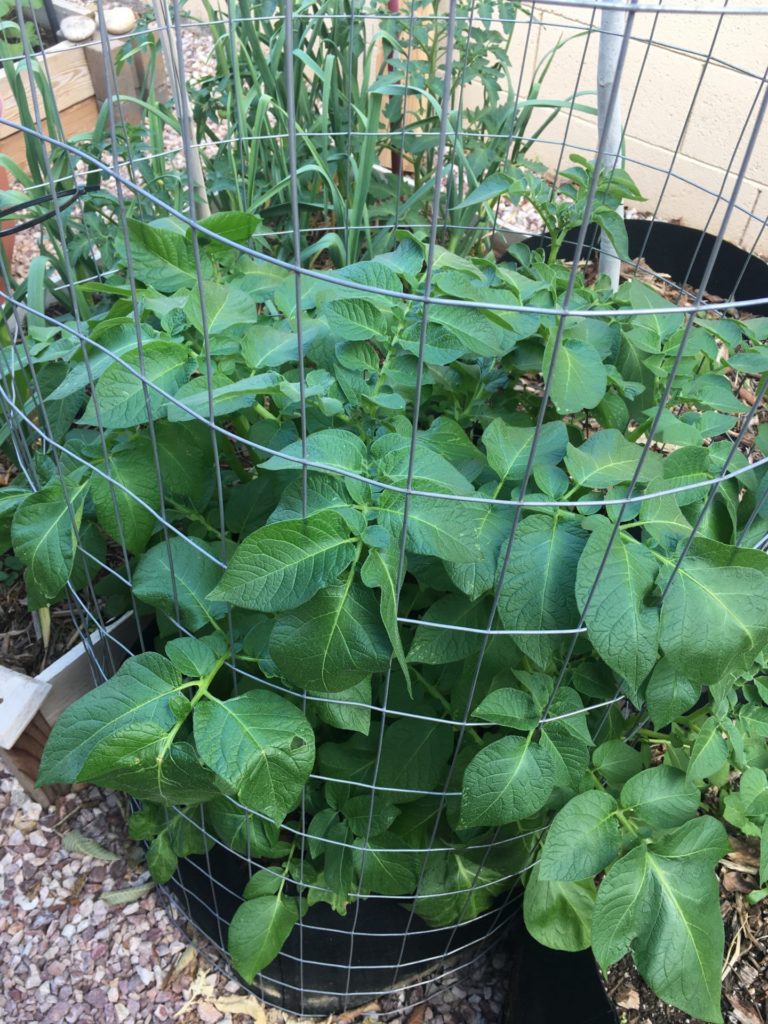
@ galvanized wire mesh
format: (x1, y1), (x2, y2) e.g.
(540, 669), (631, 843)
(1, 0), (768, 1017)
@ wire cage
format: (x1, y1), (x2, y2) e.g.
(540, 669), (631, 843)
(1, 0), (768, 1018)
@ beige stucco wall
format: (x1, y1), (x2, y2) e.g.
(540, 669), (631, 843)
(500, 3), (768, 249)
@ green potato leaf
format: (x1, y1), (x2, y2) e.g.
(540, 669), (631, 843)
(496, 515), (587, 668)
(37, 653), (185, 786)
(459, 735), (556, 827)
(539, 790), (621, 881)
(209, 510), (357, 611)
(523, 863), (595, 952)
(194, 690), (315, 821)
(229, 894), (300, 983)
(269, 580), (392, 692)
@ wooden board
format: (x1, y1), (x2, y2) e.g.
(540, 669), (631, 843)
(38, 610), (138, 727)
(0, 667), (51, 749)
(0, 41), (94, 142)
(0, 713), (67, 806)
(0, 611), (139, 806)
(0, 96), (98, 172)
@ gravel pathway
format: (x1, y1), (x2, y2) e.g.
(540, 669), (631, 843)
(0, 769), (509, 1024)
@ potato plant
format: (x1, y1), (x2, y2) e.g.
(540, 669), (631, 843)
(2, 161), (767, 1022)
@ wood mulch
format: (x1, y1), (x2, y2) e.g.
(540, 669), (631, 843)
(606, 835), (767, 1024)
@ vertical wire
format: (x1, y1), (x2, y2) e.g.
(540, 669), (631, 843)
(541, 72), (768, 725)
(340, 0), (461, 1003)
(440, 0), (477, 242)
(633, 5), (729, 269)
(391, 0), (419, 235)
(4, 0), (123, 647)
(283, 0), (310, 1010)
(488, 4), (540, 241)
(388, 0), (641, 983)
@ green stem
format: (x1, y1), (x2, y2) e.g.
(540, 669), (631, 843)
(616, 809), (642, 837)
(411, 669), (483, 747)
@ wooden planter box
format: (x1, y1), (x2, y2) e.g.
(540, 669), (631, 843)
(0, 21), (166, 172)
(0, 611), (139, 805)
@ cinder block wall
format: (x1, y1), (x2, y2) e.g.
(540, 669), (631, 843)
(498, 3), (768, 250)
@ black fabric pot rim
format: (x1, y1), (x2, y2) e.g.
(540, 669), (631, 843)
(522, 218), (768, 315)
(161, 841), (521, 1017)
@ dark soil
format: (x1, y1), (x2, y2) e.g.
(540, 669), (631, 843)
(606, 835), (767, 1024)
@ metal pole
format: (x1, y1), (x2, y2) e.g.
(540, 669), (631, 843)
(597, 0), (626, 288)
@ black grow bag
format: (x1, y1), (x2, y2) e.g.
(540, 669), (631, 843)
(524, 219), (768, 315)
(164, 839), (519, 1016)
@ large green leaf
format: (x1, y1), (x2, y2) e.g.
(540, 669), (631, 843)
(472, 688), (539, 731)
(591, 845), (651, 968)
(270, 580), (391, 692)
(620, 766), (700, 830)
(133, 537), (228, 631)
(80, 340), (193, 428)
(323, 298), (389, 341)
(686, 719), (728, 783)
(523, 863), (595, 951)
(540, 790), (621, 881)
(547, 337), (608, 415)
(0, 485), (28, 554)
(406, 594), (488, 665)
(354, 834), (421, 895)
(11, 479), (88, 608)
(194, 690), (315, 820)
(565, 430), (654, 489)
(645, 659), (701, 729)
(496, 515), (587, 667)
(427, 305), (513, 358)
(91, 438), (160, 554)
(459, 735), (555, 827)
(482, 419), (567, 484)
(37, 653), (185, 785)
(121, 219), (196, 292)
(48, 323), (159, 401)
(445, 502), (514, 599)
(659, 543), (768, 684)
(359, 543), (411, 688)
(209, 510), (356, 612)
(260, 428), (366, 480)
(166, 372), (282, 422)
(241, 323), (307, 369)
(229, 894), (299, 983)
(83, 738), (219, 805)
(185, 281), (255, 336)
(373, 434), (474, 496)
(575, 519), (660, 700)
(413, 852), (507, 928)
(377, 719), (454, 804)
(205, 797), (287, 857)
(594, 818), (728, 1023)
(377, 489), (485, 565)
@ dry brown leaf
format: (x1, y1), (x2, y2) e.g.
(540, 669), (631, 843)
(212, 994), (267, 1022)
(406, 1005), (426, 1024)
(615, 984), (640, 1011)
(101, 881), (155, 905)
(727, 994), (765, 1024)
(333, 1000), (380, 1022)
(723, 871), (755, 894)
(174, 968), (217, 1016)
(721, 859), (759, 876)
(62, 829), (119, 862)
(164, 944), (198, 988)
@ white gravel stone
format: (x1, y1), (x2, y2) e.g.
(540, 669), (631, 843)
(103, 5), (137, 35)
(59, 14), (96, 42)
